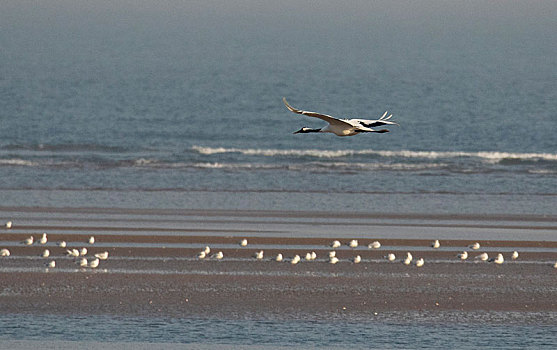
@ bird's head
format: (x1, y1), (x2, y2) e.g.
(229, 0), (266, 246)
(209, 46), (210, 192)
(293, 127), (319, 134)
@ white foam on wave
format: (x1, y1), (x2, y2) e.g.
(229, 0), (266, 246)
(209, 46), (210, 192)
(192, 146), (557, 162)
(0, 159), (39, 166)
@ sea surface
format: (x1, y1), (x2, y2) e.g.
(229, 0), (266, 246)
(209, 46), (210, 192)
(0, 0), (556, 347)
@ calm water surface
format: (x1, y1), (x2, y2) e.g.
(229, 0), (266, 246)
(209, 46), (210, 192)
(0, 313), (556, 349)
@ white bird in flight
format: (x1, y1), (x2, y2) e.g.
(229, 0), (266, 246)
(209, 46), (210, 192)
(283, 98), (398, 137)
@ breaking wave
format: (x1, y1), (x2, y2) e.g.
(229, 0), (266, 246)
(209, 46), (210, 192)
(191, 146), (557, 162)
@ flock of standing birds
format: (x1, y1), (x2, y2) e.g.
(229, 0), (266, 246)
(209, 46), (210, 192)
(1, 221), (109, 270)
(196, 237), (541, 267)
(2, 220), (557, 270)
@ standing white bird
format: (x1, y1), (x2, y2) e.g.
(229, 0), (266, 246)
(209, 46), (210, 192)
(0, 248), (10, 257)
(78, 258), (88, 267)
(329, 251), (337, 258)
(329, 256), (339, 264)
(275, 253), (283, 262)
(88, 236), (95, 244)
(255, 250), (264, 260)
(475, 253), (489, 261)
(331, 240), (341, 248)
(353, 255), (361, 264)
(95, 251), (109, 260)
(385, 253), (396, 261)
(305, 252), (313, 261)
(348, 239), (358, 248)
(23, 236), (34, 245)
(213, 251), (224, 260)
(553, 261), (557, 269)
(403, 257), (412, 265)
(66, 249), (80, 257)
(5, 221), (12, 229)
(415, 258), (424, 267)
(89, 258), (100, 268)
(283, 98), (397, 137)
(311, 251), (317, 260)
(368, 241), (381, 249)
(39, 233), (47, 245)
(493, 253), (504, 264)
(291, 255), (301, 265)
(198, 251), (206, 259)
(47, 260), (56, 268)
(204, 246), (211, 254)
(80, 247), (88, 256)
(458, 251), (469, 260)
(240, 239), (248, 247)
(431, 240), (440, 249)
(58, 241), (67, 248)
(469, 242), (481, 250)
(512, 251), (519, 260)
(406, 252), (413, 261)
(41, 249), (50, 258)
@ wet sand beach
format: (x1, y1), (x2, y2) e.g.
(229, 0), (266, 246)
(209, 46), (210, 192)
(1, 206), (556, 323)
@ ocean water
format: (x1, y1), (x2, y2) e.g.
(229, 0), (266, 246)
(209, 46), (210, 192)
(0, 313), (556, 349)
(0, 1), (556, 346)
(1, 1), (556, 214)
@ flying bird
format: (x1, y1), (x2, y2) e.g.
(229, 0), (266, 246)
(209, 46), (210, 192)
(283, 98), (397, 137)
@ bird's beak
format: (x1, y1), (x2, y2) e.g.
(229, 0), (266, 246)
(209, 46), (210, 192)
(293, 130), (301, 134)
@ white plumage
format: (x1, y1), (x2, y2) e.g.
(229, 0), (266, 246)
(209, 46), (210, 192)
(458, 251), (469, 260)
(431, 240), (440, 249)
(0, 248), (10, 257)
(415, 258), (424, 267)
(368, 241), (381, 249)
(283, 98), (398, 137)
(475, 252), (489, 261)
(330, 240), (341, 248)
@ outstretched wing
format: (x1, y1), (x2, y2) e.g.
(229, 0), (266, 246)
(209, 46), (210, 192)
(283, 98), (353, 128)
